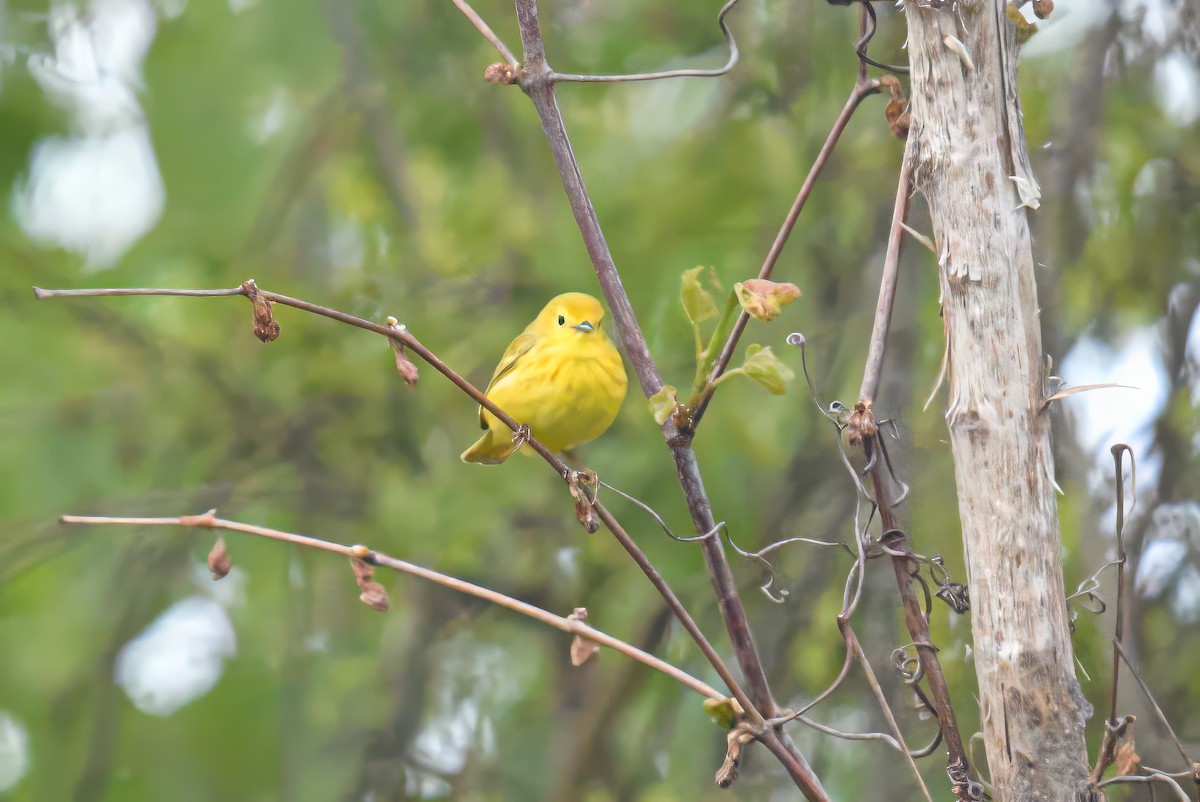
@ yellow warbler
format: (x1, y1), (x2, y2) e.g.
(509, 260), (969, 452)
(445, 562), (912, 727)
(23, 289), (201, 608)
(461, 292), (628, 464)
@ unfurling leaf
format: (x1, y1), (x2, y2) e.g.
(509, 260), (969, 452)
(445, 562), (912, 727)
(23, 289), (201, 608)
(648, 385), (680, 425)
(702, 697), (740, 730)
(734, 279), (801, 322)
(207, 537), (231, 580)
(739, 344), (794, 395)
(681, 266), (719, 325)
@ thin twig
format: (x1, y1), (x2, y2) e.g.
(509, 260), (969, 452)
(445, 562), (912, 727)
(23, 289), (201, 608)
(551, 0), (742, 83)
(871, 456), (973, 796)
(59, 512), (723, 698)
(1095, 772), (1191, 802)
(692, 75), (879, 426)
(35, 282), (570, 470)
(452, 0), (520, 67)
(1115, 640), (1194, 771)
(1109, 444), (1132, 726)
(509, 2), (825, 794)
(859, 142), (914, 403)
(33, 281), (756, 724)
(840, 620), (936, 802)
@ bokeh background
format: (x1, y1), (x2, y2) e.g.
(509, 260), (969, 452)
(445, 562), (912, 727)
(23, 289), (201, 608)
(1, 0), (1198, 799)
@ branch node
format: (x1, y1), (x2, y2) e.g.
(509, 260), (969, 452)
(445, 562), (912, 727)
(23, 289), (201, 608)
(179, 509), (219, 528)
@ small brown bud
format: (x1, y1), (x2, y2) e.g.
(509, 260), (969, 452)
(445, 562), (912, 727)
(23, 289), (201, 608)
(565, 608), (598, 665)
(358, 580), (390, 612)
(349, 557), (389, 612)
(242, 279), (280, 342)
(207, 536), (231, 580)
(349, 556), (374, 583)
(879, 75), (910, 140)
(349, 544), (371, 559)
(385, 316), (419, 386)
(567, 471), (600, 533)
(484, 62), (518, 85)
(569, 634), (598, 666)
(715, 724), (755, 788)
(1032, 0), (1053, 18)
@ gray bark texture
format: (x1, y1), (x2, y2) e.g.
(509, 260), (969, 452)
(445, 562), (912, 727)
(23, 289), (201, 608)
(905, 2), (1096, 800)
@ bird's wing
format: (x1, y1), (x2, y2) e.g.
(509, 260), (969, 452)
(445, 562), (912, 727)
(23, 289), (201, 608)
(478, 328), (538, 429)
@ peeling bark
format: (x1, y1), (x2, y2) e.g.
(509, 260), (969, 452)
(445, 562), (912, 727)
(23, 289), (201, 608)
(905, 2), (1095, 800)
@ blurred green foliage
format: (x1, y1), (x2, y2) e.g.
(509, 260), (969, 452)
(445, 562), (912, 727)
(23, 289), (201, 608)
(1, 0), (1198, 800)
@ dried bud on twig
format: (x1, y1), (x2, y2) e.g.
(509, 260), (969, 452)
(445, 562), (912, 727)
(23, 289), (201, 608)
(385, 316), (419, 386)
(1032, 0), (1053, 19)
(207, 536), (231, 580)
(359, 581), (390, 612)
(844, 400), (878, 447)
(714, 723), (755, 788)
(566, 607), (599, 666)
(350, 557), (390, 612)
(878, 76), (910, 140)
(484, 62), (518, 85)
(242, 279), (280, 342)
(568, 470), (600, 533)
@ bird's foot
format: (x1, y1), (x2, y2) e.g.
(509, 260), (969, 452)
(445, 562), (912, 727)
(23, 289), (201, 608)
(511, 423), (531, 449)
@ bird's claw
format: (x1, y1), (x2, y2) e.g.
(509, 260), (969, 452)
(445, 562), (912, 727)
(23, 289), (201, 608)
(511, 424), (531, 448)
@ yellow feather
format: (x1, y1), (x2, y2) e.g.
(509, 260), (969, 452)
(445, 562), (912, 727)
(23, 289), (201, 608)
(461, 293), (628, 464)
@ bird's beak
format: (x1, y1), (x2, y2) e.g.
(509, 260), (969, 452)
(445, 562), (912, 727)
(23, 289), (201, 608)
(573, 321), (594, 333)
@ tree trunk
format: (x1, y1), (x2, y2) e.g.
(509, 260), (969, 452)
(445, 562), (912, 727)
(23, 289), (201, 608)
(905, 3), (1094, 800)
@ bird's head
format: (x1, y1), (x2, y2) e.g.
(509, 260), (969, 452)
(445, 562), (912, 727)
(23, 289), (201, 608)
(537, 292), (607, 337)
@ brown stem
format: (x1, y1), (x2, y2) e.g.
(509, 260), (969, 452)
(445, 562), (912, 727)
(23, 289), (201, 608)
(871, 467), (972, 798)
(858, 143), (914, 403)
(451, 0), (520, 67)
(593, 502), (760, 724)
(511, 21), (661, 397)
(692, 76), (879, 426)
(59, 512), (723, 700)
(509, 3), (826, 796)
(838, 618), (936, 802)
(33, 282), (746, 719)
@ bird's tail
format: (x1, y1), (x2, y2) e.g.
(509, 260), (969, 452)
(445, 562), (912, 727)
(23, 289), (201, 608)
(460, 430), (513, 465)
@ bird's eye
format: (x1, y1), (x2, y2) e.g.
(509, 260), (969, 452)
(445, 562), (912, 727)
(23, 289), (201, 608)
(557, 315), (565, 326)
